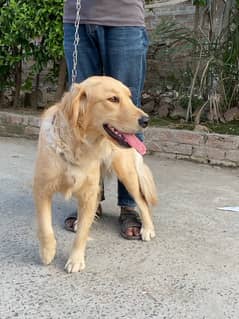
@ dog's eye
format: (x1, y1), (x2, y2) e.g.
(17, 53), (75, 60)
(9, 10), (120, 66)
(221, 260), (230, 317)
(108, 96), (120, 103)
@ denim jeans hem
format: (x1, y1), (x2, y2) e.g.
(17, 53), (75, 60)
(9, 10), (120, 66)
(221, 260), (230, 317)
(117, 200), (136, 208)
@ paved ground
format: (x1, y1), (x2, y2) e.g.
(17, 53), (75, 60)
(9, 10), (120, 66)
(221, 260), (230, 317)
(0, 136), (239, 319)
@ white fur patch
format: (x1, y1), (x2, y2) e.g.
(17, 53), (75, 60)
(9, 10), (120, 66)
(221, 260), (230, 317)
(134, 150), (143, 176)
(41, 116), (57, 149)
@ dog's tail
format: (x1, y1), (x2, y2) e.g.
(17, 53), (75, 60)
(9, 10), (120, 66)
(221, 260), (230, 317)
(135, 153), (158, 206)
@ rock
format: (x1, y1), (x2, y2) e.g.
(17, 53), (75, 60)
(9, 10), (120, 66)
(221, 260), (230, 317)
(142, 100), (155, 113)
(169, 105), (186, 119)
(0, 93), (11, 107)
(173, 90), (179, 98)
(24, 89), (43, 108)
(224, 107), (239, 122)
(160, 96), (173, 104)
(142, 92), (151, 104)
(157, 103), (170, 117)
(161, 91), (174, 98)
(194, 124), (210, 133)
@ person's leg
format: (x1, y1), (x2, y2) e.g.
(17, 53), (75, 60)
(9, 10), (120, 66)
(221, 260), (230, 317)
(104, 26), (149, 239)
(104, 26), (149, 208)
(63, 23), (103, 86)
(63, 23), (104, 232)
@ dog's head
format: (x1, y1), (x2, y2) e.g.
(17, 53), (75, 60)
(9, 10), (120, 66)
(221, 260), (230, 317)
(61, 76), (149, 153)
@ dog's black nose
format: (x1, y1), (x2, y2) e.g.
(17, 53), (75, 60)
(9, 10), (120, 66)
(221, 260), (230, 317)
(138, 116), (149, 128)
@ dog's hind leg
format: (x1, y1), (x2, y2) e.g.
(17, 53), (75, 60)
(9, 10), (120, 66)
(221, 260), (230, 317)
(65, 165), (100, 273)
(112, 150), (156, 241)
(34, 191), (56, 265)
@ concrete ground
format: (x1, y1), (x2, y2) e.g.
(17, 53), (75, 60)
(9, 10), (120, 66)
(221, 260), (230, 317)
(0, 136), (239, 319)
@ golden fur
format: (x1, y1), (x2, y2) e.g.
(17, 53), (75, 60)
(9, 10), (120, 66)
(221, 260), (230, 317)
(33, 76), (157, 273)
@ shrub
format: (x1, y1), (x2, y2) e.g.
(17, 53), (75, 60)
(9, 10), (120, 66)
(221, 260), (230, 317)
(148, 0), (239, 123)
(0, 0), (64, 107)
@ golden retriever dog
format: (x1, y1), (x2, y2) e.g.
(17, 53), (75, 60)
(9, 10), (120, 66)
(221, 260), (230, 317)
(33, 76), (157, 273)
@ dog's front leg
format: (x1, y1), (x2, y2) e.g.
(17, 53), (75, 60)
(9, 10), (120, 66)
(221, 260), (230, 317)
(112, 150), (156, 241)
(65, 166), (100, 273)
(34, 192), (56, 265)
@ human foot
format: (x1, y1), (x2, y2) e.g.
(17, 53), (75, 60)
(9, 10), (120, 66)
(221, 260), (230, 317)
(119, 207), (142, 240)
(64, 204), (103, 232)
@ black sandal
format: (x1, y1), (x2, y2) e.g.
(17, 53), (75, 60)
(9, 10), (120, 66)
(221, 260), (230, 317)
(119, 209), (142, 240)
(64, 204), (103, 233)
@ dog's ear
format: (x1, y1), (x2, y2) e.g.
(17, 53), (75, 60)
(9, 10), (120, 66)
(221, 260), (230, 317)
(69, 83), (88, 127)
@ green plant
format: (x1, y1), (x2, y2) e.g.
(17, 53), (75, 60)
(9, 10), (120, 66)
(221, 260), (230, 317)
(192, 0), (207, 5)
(186, 0), (239, 123)
(149, 19), (195, 60)
(0, 0), (64, 107)
(149, 0), (239, 124)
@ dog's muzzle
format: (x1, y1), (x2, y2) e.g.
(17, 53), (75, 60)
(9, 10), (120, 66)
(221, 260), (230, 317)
(138, 116), (149, 128)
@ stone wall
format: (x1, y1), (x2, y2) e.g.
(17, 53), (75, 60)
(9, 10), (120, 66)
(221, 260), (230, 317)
(145, 0), (195, 86)
(145, 1), (195, 30)
(0, 111), (40, 139)
(145, 127), (239, 167)
(1, 111), (239, 167)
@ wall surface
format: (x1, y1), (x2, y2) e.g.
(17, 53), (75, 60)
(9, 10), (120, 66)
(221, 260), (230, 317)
(1, 111), (239, 167)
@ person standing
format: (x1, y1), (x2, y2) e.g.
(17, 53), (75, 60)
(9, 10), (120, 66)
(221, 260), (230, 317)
(63, 0), (149, 240)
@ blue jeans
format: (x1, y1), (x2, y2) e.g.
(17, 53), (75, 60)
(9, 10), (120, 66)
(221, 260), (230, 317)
(64, 23), (149, 207)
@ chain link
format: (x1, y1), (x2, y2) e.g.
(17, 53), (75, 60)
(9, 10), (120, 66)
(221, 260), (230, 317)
(71, 0), (81, 85)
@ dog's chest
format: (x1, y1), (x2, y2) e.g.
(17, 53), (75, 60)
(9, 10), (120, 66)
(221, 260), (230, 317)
(62, 161), (98, 199)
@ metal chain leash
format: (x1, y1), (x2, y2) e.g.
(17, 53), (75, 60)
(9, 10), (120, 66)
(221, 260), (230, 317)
(71, 0), (81, 85)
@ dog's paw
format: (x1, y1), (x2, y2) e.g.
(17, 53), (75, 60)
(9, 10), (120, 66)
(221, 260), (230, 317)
(64, 256), (85, 273)
(140, 227), (156, 241)
(40, 244), (56, 265)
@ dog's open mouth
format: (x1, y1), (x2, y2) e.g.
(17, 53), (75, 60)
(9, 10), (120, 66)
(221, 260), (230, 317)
(103, 124), (146, 155)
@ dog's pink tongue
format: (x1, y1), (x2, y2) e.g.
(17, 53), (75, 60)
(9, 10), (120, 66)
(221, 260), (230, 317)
(122, 133), (146, 155)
